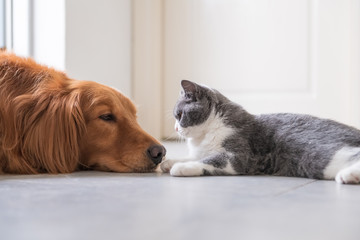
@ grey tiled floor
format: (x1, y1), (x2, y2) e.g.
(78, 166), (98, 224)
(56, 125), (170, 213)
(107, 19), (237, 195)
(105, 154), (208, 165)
(1, 142), (360, 240)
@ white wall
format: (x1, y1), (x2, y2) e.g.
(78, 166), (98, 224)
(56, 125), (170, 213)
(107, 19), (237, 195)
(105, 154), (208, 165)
(132, 0), (360, 138)
(65, 0), (131, 96)
(31, 0), (131, 97)
(133, 0), (163, 140)
(12, 0), (33, 57)
(33, 0), (65, 70)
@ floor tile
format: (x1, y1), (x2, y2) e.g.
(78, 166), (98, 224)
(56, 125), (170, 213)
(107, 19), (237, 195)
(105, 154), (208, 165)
(1, 142), (360, 240)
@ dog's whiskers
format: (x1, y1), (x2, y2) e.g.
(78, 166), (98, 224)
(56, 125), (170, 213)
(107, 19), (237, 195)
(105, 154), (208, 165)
(77, 162), (92, 170)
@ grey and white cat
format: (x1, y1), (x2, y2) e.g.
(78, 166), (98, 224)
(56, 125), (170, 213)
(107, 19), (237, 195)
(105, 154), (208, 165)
(160, 80), (360, 184)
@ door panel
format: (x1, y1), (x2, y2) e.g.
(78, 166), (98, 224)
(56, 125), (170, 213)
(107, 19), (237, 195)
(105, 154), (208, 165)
(162, 0), (360, 138)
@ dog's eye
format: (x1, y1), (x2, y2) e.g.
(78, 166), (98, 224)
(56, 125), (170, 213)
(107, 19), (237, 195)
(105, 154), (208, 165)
(99, 114), (116, 122)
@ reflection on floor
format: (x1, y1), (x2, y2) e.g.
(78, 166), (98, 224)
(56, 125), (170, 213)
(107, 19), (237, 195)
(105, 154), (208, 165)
(1, 142), (360, 240)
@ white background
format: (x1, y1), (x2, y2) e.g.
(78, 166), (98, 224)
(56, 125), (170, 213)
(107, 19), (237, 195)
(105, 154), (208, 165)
(9, 0), (360, 140)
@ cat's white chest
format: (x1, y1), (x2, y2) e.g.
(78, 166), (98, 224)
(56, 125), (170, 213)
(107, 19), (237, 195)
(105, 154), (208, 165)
(187, 112), (234, 159)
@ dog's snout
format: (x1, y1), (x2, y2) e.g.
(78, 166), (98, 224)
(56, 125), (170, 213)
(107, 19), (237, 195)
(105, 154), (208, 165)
(147, 145), (166, 165)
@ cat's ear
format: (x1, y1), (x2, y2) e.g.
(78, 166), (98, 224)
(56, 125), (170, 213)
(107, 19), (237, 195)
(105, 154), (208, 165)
(181, 80), (198, 94)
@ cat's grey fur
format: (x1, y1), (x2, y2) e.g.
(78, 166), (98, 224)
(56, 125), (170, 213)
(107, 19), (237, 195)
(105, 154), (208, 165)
(161, 80), (360, 184)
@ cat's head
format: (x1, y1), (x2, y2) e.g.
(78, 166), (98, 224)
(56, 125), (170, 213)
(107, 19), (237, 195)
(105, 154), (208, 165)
(173, 80), (223, 138)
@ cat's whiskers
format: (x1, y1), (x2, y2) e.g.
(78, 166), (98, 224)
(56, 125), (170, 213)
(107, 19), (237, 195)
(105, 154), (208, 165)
(164, 109), (175, 120)
(162, 132), (179, 141)
(175, 134), (186, 143)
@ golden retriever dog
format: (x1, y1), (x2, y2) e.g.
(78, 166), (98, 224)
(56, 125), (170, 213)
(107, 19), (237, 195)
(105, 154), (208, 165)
(0, 51), (166, 174)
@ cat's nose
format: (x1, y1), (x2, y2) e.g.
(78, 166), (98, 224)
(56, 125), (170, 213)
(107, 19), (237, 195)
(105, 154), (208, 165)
(175, 122), (180, 132)
(147, 145), (166, 165)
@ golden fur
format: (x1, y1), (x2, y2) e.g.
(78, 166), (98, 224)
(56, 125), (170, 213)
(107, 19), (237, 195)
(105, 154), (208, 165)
(0, 51), (164, 174)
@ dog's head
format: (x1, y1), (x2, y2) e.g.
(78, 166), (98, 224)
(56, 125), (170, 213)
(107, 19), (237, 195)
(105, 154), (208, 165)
(0, 52), (165, 173)
(74, 81), (166, 172)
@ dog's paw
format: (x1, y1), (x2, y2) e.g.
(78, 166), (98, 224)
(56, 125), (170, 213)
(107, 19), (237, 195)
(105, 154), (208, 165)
(335, 167), (360, 184)
(170, 162), (203, 177)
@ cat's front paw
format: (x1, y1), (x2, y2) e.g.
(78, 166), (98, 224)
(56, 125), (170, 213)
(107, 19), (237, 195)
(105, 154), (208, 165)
(170, 162), (204, 177)
(335, 167), (360, 184)
(160, 159), (177, 173)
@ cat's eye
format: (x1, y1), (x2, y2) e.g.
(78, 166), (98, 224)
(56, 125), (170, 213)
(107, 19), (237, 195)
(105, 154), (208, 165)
(99, 113), (116, 122)
(185, 92), (192, 99)
(176, 111), (182, 120)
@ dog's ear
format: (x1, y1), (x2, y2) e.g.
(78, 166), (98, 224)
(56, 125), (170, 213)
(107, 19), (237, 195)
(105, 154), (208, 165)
(5, 90), (86, 173)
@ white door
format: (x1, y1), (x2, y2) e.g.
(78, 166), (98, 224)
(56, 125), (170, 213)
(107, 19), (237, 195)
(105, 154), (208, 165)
(133, 0), (360, 139)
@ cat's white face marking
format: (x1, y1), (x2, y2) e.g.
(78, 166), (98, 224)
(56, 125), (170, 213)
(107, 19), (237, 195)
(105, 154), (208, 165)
(175, 110), (228, 138)
(175, 110), (234, 158)
(324, 146), (360, 183)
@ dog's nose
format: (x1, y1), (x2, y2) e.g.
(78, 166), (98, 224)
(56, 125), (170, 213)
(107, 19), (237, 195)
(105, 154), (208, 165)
(147, 145), (166, 165)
